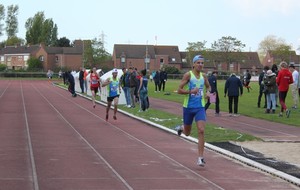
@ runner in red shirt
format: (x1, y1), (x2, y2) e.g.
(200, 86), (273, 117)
(90, 67), (100, 108)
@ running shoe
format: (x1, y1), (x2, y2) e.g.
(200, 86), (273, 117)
(175, 125), (183, 136)
(197, 157), (206, 167)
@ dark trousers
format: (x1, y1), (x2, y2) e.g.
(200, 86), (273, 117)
(205, 92), (220, 113)
(159, 80), (166, 91)
(228, 96), (239, 114)
(68, 82), (75, 95)
(79, 79), (84, 93)
(154, 81), (160, 91)
(257, 87), (266, 107)
(279, 91), (288, 112)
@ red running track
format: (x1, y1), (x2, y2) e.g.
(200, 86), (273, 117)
(0, 80), (298, 190)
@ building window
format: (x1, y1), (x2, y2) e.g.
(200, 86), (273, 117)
(55, 56), (59, 62)
(182, 58), (187, 63)
(218, 63), (222, 71)
(39, 55), (44, 62)
(171, 58), (176, 62)
(160, 58), (164, 63)
(229, 63), (234, 72)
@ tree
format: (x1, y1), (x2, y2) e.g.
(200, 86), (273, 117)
(91, 37), (111, 63)
(185, 41), (208, 65)
(27, 57), (43, 71)
(25, 11), (58, 46)
(257, 35), (291, 62)
(258, 35), (288, 55)
(211, 36), (245, 52)
(5, 4), (18, 38)
(5, 36), (24, 46)
(211, 36), (246, 72)
(0, 4), (4, 37)
(57, 37), (71, 47)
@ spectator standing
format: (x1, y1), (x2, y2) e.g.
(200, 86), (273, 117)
(257, 66), (269, 108)
(129, 67), (138, 108)
(159, 68), (168, 92)
(263, 70), (277, 114)
(175, 55), (211, 167)
(224, 73), (243, 116)
(79, 67), (84, 93)
(83, 68), (88, 93)
(272, 64), (279, 105)
(90, 67), (100, 108)
(153, 70), (160, 92)
(137, 69), (149, 112)
(276, 61), (293, 117)
(47, 70), (53, 82)
(120, 68), (131, 107)
(205, 71), (220, 115)
(102, 68), (122, 121)
(288, 64), (299, 109)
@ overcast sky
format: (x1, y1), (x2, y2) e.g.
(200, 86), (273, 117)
(1, 0), (300, 54)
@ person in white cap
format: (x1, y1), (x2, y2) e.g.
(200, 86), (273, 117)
(102, 68), (122, 121)
(175, 55), (211, 167)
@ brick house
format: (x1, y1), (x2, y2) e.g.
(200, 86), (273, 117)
(197, 51), (262, 76)
(262, 50), (300, 68)
(0, 40), (84, 71)
(1, 41), (263, 75)
(0, 45), (40, 70)
(36, 40), (83, 71)
(112, 44), (262, 75)
(112, 44), (183, 72)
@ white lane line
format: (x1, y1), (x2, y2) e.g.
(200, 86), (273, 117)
(0, 81), (11, 99)
(216, 116), (297, 137)
(50, 85), (225, 190)
(32, 84), (134, 190)
(21, 82), (39, 190)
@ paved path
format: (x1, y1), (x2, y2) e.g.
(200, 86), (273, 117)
(0, 80), (298, 190)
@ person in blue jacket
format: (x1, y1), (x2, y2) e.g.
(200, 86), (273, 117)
(224, 73), (243, 116)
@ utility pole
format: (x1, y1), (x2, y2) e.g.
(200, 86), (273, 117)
(100, 30), (107, 50)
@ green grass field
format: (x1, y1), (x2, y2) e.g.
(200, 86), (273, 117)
(59, 78), (299, 143)
(147, 79), (300, 127)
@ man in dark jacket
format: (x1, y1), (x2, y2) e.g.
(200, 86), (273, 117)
(224, 73), (243, 116)
(257, 66), (269, 108)
(159, 68), (168, 92)
(153, 70), (160, 92)
(205, 71), (220, 115)
(79, 67), (84, 93)
(67, 71), (77, 97)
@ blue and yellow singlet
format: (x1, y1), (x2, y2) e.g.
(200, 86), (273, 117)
(183, 71), (206, 108)
(107, 77), (120, 97)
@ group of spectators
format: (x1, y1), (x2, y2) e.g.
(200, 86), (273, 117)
(152, 68), (168, 92)
(258, 61), (295, 117)
(120, 67), (149, 111)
